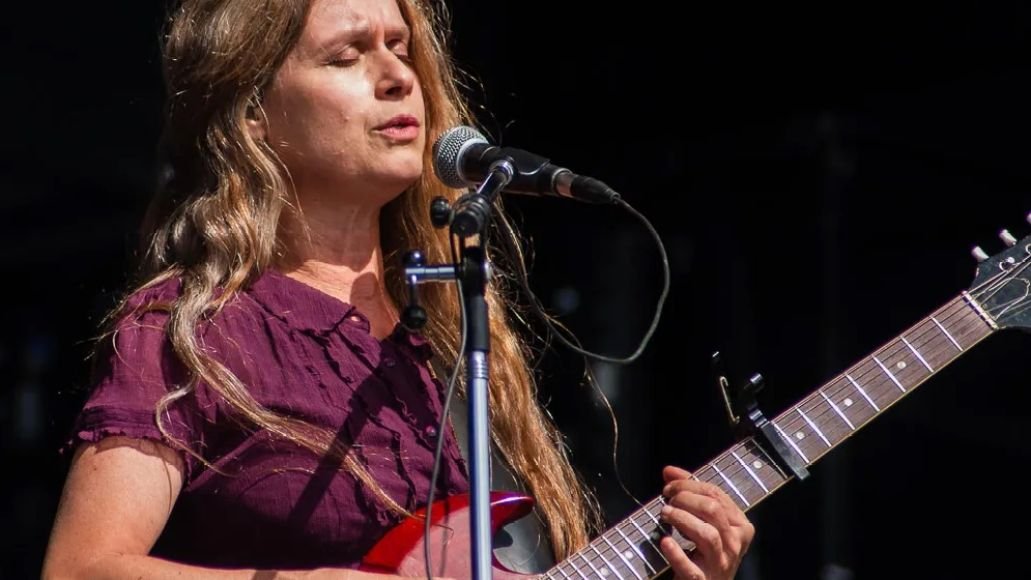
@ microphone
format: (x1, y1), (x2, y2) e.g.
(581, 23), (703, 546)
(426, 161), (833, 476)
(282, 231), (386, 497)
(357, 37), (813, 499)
(432, 126), (621, 204)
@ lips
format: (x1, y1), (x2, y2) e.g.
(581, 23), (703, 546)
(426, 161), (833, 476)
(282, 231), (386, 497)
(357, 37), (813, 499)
(375, 114), (420, 130)
(374, 114), (421, 142)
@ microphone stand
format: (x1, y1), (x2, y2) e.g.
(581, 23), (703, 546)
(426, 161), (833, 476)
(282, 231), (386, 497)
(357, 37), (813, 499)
(403, 158), (515, 580)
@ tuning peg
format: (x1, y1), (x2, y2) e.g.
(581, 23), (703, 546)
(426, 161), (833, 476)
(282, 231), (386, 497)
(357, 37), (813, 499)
(1000, 229), (1018, 247)
(972, 246), (990, 262)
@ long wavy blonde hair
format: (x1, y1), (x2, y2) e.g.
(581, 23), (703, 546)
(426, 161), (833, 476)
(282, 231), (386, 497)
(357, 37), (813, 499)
(107, 0), (600, 560)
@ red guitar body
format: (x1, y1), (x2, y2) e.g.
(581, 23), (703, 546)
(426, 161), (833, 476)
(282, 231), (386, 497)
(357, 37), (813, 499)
(360, 492), (538, 579)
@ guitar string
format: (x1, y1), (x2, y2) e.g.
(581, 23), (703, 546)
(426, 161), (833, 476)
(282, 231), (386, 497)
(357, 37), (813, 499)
(575, 252), (1030, 577)
(550, 267), (1019, 579)
(613, 250), (1028, 575)
(546, 250), (1031, 578)
(758, 255), (1022, 446)
(769, 254), (1027, 447)
(966, 246), (1031, 311)
(981, 259), (1031, 320)
(708, 265), (1024, 506)
(712, 303), (983, 499)
(771, 299), (976, 445)
(689, 259), (1024, 508)
(547, 498), (671, 580)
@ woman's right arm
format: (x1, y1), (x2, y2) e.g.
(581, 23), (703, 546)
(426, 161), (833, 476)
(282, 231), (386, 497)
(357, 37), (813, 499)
(41, 436), (403, 580)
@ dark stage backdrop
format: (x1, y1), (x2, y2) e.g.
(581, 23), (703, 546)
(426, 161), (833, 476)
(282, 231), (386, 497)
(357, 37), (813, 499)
(1, 2), (1029, 579)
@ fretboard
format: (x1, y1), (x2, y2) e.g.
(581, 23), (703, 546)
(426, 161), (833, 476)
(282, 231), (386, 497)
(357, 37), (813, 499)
(541, 293), (997, 580)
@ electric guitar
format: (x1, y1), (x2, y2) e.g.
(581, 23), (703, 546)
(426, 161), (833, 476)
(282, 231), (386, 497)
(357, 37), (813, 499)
(361, 216), (1031, 579)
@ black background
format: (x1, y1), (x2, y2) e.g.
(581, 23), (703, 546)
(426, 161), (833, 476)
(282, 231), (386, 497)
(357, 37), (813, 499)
(2, 1), (1030, 579)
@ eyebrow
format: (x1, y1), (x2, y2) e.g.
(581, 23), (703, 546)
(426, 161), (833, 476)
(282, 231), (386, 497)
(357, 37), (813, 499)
(308, 23), (412, 58)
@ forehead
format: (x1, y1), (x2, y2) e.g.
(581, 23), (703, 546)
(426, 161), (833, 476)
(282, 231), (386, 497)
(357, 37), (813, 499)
(303, 0), (407, 42)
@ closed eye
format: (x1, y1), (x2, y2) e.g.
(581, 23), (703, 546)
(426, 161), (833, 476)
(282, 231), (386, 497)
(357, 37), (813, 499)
(326, 46), (361, 67)
(388, 38), (412, 62)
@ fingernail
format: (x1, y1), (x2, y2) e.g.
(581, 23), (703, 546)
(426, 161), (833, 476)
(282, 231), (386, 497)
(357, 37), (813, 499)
(662, 484), (671, 496)
(660, 505), (672, 519)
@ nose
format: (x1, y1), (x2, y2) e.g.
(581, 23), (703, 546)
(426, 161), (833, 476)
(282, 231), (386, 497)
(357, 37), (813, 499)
(374, 50), (416, 100)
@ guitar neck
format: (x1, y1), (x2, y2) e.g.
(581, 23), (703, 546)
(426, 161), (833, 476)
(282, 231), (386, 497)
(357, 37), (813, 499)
(542, 292), (998, 580)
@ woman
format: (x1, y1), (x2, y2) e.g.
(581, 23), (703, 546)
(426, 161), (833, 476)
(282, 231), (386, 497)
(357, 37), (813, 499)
(41, 0), (754, 578)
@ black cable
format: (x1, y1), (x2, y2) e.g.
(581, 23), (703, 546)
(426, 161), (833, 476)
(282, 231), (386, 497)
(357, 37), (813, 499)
(504, 196), (671, 365)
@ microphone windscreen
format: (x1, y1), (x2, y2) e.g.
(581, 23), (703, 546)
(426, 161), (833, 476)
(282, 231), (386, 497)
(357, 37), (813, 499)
(432, 125), (488, 188)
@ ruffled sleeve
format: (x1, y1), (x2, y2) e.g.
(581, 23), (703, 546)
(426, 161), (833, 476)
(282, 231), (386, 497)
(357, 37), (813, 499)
(62, 288), (213, 482)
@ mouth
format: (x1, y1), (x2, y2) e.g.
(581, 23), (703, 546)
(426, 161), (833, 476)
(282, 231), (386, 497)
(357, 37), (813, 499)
(376, 114), (421, 130)
(374, 114), (421, 143)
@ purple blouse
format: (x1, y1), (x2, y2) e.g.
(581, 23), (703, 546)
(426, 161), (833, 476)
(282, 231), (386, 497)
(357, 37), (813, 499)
(64, 269), (470, 570)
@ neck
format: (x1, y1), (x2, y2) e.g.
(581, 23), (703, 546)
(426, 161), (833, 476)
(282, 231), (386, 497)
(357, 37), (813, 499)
(278, 202), (399, 338)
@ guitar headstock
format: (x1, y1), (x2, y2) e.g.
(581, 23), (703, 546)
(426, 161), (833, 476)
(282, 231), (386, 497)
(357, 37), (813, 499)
(967, 212), (1031, 332)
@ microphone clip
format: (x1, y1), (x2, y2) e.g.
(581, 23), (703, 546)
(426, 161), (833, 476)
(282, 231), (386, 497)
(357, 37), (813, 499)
(450, 157), (515, 237)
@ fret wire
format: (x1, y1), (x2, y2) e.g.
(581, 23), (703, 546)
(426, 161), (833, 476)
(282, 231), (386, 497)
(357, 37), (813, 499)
(819, 388), (855, 430)
(574, 300), (990, 559)
(563, 287), (993, 580)
(799, 303), (984, 437)
(771, 421), (809, 463)
(718, 429), (808, 493)
(613, 523), (658, 576)
(901, 336), (934, 372)
(765, 299), (987, 466)
(710, 440), (787, 507)
(781, 361), (896, 459)
(949, 307), (994, 347)
(910, 320), (961, 369)
(872, 355), (906, 392)
(742, 438), (789, 485)
(548, 556), (573, 580)
(627, 513), (665, 555)
(549, 563), (570, 580)
(851, 359), (900, 409)
(704, 297), (993, 500)
(787, 297), (968, 424)
(795, 407), (830, 447)
(857, 303), (982, 409)
(577, 550), (605, 579)
(845, 373), (879, 411)
(599, 533), (642, 580)
(565, 554), (587, 579)
(586, 542), (620, 579)
(777, 324), (942, 440)
(709, 462), (750, 507)
(697, 442), (788, 515)
(931, 315), (963, 350)
(731, 449), (769, 494)
(713, 451), (766, 500)
(642, 500), (664, 529)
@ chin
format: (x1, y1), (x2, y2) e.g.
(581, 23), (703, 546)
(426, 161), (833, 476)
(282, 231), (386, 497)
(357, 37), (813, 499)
(372, 171), (423, 203)
(384, 154), (425, 188)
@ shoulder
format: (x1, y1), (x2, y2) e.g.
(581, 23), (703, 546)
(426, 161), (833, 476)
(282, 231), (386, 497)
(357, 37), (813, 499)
(96, 270), (298, 371)
(112, 275), (183, 329)
(111, 273), (269, 334)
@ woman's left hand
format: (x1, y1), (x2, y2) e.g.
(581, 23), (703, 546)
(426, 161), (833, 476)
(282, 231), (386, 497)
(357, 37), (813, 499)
(658, 465), (756, 580)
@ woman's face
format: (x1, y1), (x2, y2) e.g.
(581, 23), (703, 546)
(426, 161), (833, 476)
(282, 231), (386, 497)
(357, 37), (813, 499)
(259, 0), (425, 206)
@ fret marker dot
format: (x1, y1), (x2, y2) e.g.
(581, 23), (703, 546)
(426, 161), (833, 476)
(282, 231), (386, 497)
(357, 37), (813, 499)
(752, 460), (763, 469)
(844, 398), (853, 407)
(600, 568), (611, 577)
(896, 361), (907, 370)
(795, 431), (805, 440)
(624, 550), (635, 560)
